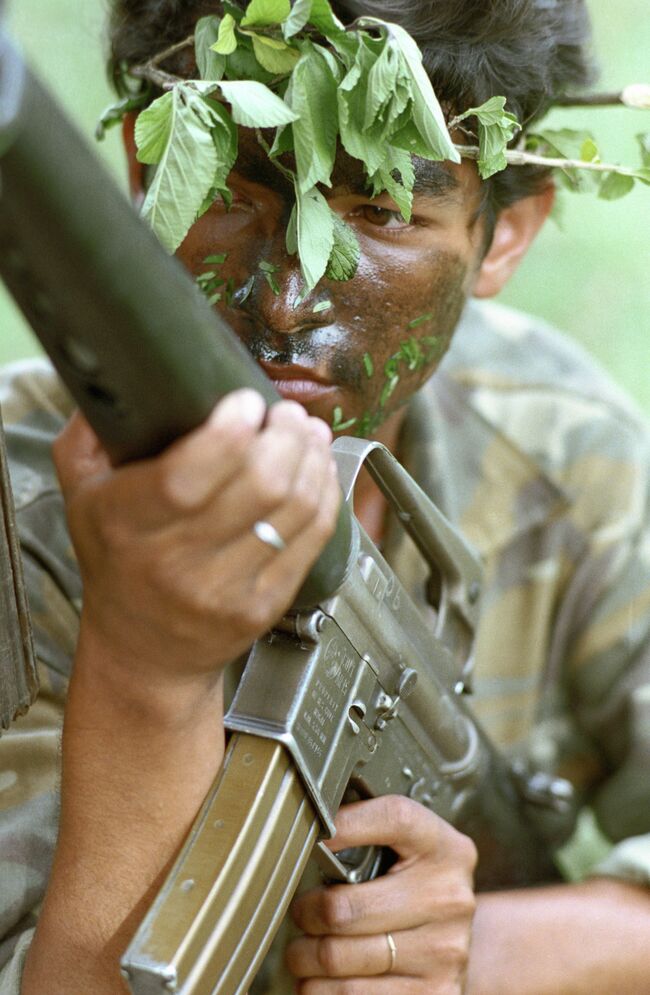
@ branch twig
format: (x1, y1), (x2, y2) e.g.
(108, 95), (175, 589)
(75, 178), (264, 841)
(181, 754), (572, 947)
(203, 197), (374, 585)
(553, 91), (624, 107)
(130, 64), (184, 90)
(148, 34), (195, 68)
(457, 144), (641, 177)
(130, 34), (195, 90)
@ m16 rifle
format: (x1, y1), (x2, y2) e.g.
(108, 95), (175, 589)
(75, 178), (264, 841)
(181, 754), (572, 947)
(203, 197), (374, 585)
(0, 26), (577, 995)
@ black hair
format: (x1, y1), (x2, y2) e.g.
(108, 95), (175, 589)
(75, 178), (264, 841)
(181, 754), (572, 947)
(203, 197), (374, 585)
(108, 0), (596, 221)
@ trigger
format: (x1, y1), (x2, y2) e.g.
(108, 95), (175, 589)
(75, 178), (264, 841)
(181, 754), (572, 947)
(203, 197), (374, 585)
(314, 842), (386, 884)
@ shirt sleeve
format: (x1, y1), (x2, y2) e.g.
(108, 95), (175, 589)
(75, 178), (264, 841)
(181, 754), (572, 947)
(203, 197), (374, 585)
(563, 420), (650, 882)
(0, 365), (76, 972)
(0, 930), (35, 995)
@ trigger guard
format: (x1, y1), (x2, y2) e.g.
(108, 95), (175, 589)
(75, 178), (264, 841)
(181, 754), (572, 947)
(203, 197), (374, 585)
(314, 841), (385, 884)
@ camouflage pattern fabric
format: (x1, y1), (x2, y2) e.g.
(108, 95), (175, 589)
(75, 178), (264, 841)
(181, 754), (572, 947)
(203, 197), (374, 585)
(1, 300), (650, 993)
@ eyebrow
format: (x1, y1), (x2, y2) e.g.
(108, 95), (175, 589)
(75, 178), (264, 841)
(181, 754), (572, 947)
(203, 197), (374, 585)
(232, 144), (461, 203)
(411, 159), (461, 200)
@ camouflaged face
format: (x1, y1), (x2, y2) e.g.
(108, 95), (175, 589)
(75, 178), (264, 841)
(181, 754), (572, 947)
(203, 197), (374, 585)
(1, 302), (650, 993)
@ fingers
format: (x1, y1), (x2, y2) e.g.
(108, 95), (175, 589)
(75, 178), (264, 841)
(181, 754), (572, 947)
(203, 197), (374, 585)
(91, 389), (270, 532)
(290, 799), (476, 939)
(294, 978), (416, 994)
(56, 387), (341, 679)
(205, 399), (334, 551)
(288, 921), (471, 983)
(287, 799), (475, 995)
(58, 391), (333, 542)
(326, 795), (450, 862)
(287, 930), (402, 979)
(53, 412), (111, 496)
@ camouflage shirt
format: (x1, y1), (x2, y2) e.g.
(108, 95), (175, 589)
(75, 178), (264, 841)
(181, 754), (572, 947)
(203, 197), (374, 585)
(2, 300), (650, 992)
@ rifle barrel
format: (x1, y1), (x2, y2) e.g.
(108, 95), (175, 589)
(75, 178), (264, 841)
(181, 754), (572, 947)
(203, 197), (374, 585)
(0, 27), (353, 607)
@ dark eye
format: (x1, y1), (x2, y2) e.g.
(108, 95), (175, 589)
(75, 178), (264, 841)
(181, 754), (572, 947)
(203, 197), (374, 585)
(360, 205), (406, 229)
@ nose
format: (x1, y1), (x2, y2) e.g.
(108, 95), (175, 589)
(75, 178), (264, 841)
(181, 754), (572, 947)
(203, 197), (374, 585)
(234, 247), (332, 338)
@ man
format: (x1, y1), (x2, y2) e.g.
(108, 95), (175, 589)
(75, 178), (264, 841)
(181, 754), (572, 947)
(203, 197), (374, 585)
(2, 0), (650, 993)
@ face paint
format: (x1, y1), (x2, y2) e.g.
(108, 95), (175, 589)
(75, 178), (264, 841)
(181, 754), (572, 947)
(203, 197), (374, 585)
(176, 134), (485, 437)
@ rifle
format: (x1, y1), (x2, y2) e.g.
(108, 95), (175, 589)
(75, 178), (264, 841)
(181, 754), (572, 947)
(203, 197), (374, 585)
(0, 27), (577, 995)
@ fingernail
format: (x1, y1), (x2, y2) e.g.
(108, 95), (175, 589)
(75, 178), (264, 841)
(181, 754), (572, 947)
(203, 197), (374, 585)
(210, 389), (266, 428)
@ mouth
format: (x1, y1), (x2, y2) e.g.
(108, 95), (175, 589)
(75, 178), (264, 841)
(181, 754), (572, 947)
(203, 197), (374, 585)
(259, 361), (337, 403)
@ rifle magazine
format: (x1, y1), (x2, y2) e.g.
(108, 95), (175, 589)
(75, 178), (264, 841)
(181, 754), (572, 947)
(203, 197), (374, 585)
(122, 733), (319, 995)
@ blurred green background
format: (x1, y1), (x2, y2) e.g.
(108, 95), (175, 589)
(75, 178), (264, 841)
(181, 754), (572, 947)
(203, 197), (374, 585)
(2, 0), (649, 411)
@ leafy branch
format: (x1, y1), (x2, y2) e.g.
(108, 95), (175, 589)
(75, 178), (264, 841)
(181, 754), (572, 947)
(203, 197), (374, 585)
(103, 0), (650, 291)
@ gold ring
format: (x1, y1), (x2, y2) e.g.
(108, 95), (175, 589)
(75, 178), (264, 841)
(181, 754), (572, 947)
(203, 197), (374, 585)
(385, 931), (397, 973)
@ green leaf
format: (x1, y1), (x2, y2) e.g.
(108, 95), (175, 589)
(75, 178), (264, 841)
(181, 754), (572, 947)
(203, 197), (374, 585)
(308, 0), (344, 37)
(407, 313), (433, 329)
(422, 335), (443, 359)
(251, 34), (300, 74)
(286, 202), (298, 254)
(457, 95), (509, 127)
(638, 132), (650, 168)
(195, 15), (226, 80)
(331, 406), (358, 432)
(580, 138), (599, 163)
(313, 41), (344, 82)
(95, 93), (148, 141)
(456, 97), (520, 179)
(137, 86), (221, 252)
(313, 300), (332, 313)
(270, 124), (295, 157)
(337, 39), (387, 175)
(525, 129), (599, 191)
(217, 80), (299, 127)
(205, 97), (239, 195)
(399, 336), (425, 369)
(380, 373), (399, 407)
(598, 172), (636, 200)
(212, 13), (238, 55)
(296, 186), (335, 289)
(527, 128), (595, 161)
(259, 260), (281, 294)
(326, 214), (360, 282)
(135, 91), (175, 164)
(364, 36), (400, 131)
(369, 145), (414, 221)
(288, 45), (339, 193)
(363, 353), (374, 377)
(241, 0), (291, 28)
(376, 21), (458, 163)
(283, 0), (313, 38)
(223, 38), (276, 83)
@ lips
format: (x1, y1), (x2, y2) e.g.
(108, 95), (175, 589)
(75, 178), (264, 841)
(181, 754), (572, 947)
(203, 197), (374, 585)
(259, 361), (336, 403)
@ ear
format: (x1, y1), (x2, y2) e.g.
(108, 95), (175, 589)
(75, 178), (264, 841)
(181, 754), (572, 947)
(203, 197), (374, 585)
(473, 185), (555, 299)
(122, 112), (146, 209)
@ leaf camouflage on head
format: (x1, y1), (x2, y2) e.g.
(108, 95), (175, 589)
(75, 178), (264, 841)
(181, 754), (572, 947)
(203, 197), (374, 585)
(100, 0), (650, 293)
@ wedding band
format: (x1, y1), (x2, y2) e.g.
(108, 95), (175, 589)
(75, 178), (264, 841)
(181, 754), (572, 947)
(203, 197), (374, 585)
(252, 520), (286, 552)
(385, 932), (397, 973)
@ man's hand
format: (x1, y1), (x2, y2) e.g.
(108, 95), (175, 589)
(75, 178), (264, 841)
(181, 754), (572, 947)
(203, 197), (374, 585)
(22, 388), (341, 995)
(53, 388), (340, 703)
(286, 796), (477, 994)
